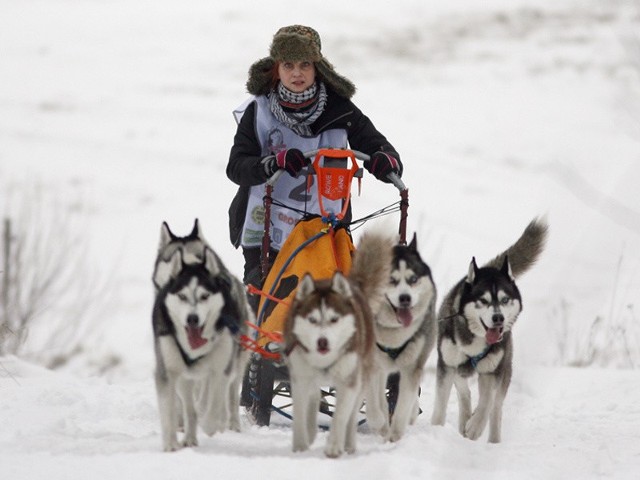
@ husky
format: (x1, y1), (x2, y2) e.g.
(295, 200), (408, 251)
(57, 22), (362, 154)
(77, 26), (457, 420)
(152, 219), (253, 446)
(365, 234), (437, 442)
(431, 217), (548, 443)
(153, 243), (252, 451)
(283, 231), (394, 458)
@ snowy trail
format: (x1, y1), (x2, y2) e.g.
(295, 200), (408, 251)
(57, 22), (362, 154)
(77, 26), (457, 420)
(2, 357), (638, 479)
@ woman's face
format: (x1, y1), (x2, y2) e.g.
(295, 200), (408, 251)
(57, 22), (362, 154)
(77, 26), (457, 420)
(277, 61), (316, 93)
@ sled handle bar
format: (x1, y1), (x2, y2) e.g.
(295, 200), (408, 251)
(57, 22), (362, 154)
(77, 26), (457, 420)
(266, 149), (407, 193)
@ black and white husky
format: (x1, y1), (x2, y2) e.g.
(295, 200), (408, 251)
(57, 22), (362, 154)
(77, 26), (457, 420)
(431, 218), (548, 443)
(365, 234), (437, 442)
(283, 231), (394, 458)
(152, 221), (251, 451)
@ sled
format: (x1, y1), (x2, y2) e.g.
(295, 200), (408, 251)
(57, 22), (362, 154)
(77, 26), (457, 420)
(240, 148), (409, 427)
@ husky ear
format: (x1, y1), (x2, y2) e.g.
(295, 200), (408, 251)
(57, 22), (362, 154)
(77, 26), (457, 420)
(159, 221), (176, 250)
(409, 232), (418, 251)
(204, 247), (221, 277)
(192, 218), (208, 243)
(466, 257), (479, 284)
(190, 218), (199, 235)
(501, 255), (515, 280)
(153, 248), (183, 289)
(190, 218), (200, 238)
(331, 272), (352, 297)
(296, 273), (316, 300)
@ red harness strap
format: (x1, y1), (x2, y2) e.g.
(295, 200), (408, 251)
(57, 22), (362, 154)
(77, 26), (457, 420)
(239, 321), (284, 361)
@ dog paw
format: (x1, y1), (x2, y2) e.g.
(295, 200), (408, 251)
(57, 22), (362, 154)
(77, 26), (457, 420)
(229, 421), (241, 433)
(430, 411), (446, 426)
(324, 443), (344, 458)
(292, 438), (310, 453)
(389, 426), (406, 443)
(464, 414), (486, 441)
(201, 420), (226, 436)
(163, 440), (182, 452)
(182, 436), (198, 448)
(378, 424), (391, 441)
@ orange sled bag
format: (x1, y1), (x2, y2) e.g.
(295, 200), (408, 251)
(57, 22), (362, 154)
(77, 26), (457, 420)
(255, 216), (355, 347)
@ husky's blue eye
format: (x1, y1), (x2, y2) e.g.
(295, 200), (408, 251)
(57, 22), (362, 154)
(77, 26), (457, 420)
(307, 317), (318, 325)
(501, 297), (510, 305)
(407, 275), (418, 285)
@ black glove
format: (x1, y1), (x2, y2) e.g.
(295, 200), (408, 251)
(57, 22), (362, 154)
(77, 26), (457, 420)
(264, 148), (308, 178)
(263, 149), (307, 178)
(365, 151), (401, 181)
(277, 148), (308, 177)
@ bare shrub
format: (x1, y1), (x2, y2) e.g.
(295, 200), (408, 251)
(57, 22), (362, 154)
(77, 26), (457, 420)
(0, 183), (116, 370)
(551, 252), (640, 369)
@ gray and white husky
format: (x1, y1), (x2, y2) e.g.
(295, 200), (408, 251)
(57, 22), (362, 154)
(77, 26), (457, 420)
(283, 231), (394, 458)
(365, 234), (437, 442)
(152, 222), (251, 452)
(431, 217), (548, 443)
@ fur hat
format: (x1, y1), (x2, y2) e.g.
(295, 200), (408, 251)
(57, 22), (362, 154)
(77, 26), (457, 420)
(246, 25), (356, 99)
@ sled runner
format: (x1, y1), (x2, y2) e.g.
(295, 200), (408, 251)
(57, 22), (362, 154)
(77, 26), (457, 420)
(240, 148), (408, 427)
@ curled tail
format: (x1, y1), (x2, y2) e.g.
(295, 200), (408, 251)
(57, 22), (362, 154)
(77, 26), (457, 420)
(485, 216), (549, 277)
(349, 231), (395, 314)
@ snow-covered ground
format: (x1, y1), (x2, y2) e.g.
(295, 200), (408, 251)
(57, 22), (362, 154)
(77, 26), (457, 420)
(1, 0), (639, 478)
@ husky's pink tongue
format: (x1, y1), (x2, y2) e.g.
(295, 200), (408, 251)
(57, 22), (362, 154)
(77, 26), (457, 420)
(396, 308), (413, 328)
(186, 326), (208, 350)
(485, 328), (503, 345)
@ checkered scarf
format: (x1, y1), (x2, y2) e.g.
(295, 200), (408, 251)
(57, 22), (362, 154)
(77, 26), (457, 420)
(268, 81), (327, 137)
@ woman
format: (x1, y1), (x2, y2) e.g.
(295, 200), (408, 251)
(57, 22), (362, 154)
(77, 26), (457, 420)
(227, 25), (403, 289)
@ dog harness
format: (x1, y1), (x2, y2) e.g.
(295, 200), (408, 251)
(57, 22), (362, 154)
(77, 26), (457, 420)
(468, 345), (492, 369)
(376, 339), (411, 360)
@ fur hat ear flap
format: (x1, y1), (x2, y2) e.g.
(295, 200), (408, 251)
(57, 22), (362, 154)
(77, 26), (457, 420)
(246, 57), (276, 96)
(315, 58), (356, 99)
(296, 273), (316, 300)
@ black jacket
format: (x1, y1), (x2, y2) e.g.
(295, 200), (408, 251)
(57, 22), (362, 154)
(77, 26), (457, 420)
(227, 88), (401, 248)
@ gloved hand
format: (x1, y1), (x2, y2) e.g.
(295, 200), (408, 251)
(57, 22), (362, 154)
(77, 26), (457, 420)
(263, 148), (308, 178)
(276, 148), (308, 177)
(365, 151), (401, 181)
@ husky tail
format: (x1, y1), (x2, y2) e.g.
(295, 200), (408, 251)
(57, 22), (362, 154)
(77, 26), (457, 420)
(349, 231), (395, 314)
(485, 216), (549, 278)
